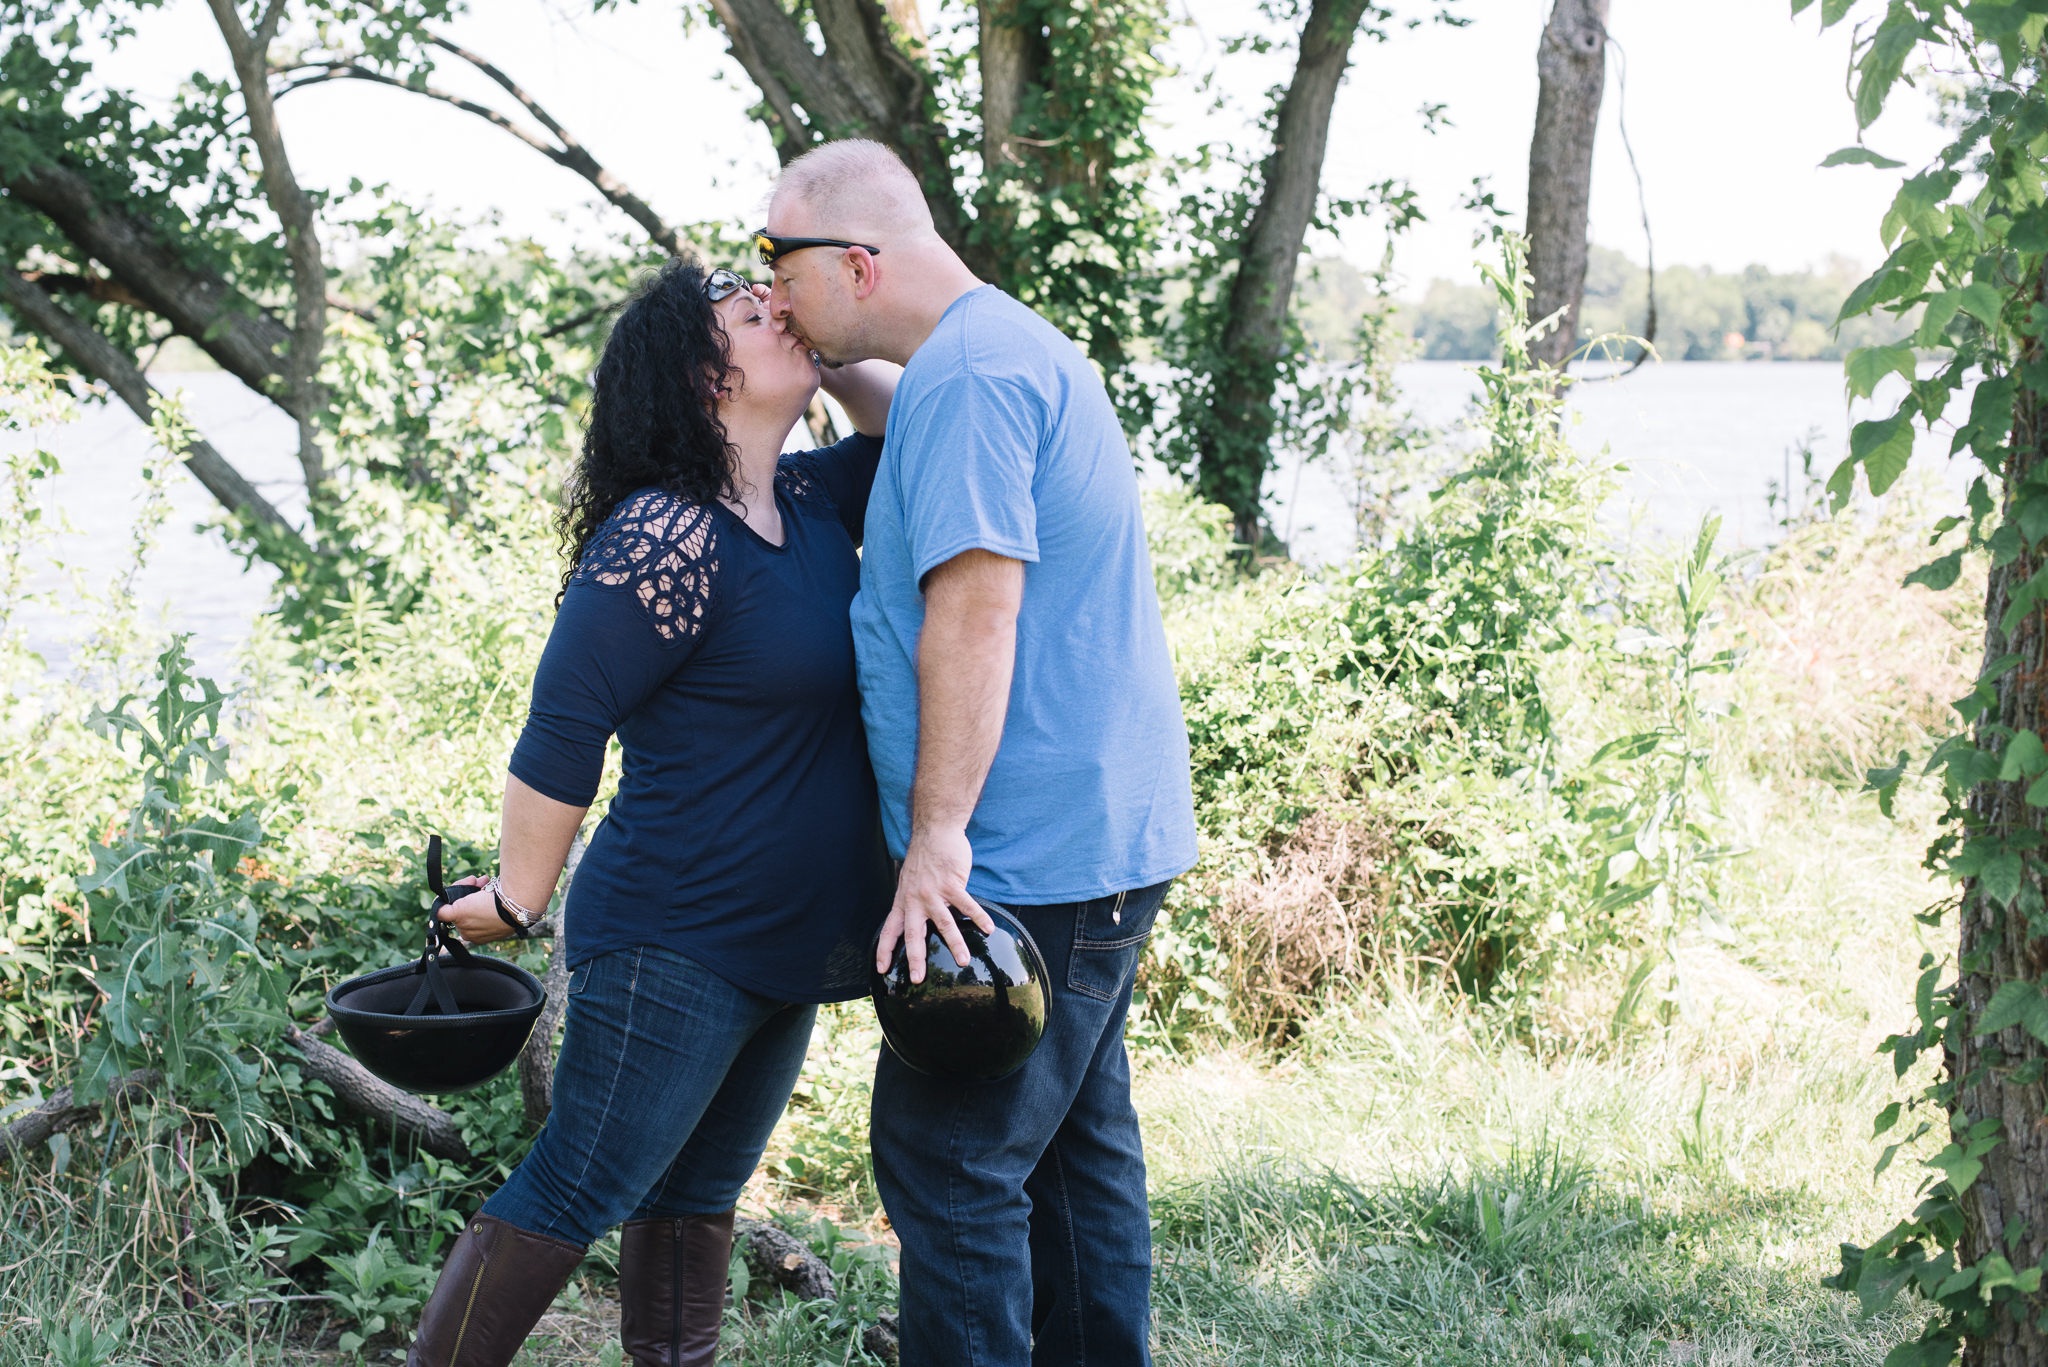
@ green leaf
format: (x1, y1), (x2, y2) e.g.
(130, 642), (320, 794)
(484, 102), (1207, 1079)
(1904, 547), (1965, 591)
(1821, 0), (1860, 24)
(1826, 454), (1859, 514)
(1958, 280), (2007, 326)
(1858, 13), (1927, 127)
(1851, 412), (1917, 495)
(2010, 207), (2048, 253)
(1874, 1101), (1903, 1136)
(1927, 1142), (1987, 1195)
(1917, 289), (1964, 347)
(1821, 145), (1906, 168)
(1976, 979), (2048, 1038)
(1984, 849), (2027, 907)
(1848, 343), (1917, 398)
(2000, 729), (2048, 781)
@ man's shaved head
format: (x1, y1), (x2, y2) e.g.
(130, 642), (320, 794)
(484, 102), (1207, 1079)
(771, 139), (933, 241)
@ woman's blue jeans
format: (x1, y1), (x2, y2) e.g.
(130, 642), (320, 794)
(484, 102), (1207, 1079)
(871, 879), (1172, 1367)
(482, 944), (816, 1247)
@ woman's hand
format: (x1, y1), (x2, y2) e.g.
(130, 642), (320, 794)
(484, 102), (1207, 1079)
(437, 875), (519, 946)
(816, 359), (901, 438)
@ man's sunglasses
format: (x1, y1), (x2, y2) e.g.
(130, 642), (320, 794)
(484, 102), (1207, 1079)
(705, 268), (758, 302)
(752, 231), (882, 267)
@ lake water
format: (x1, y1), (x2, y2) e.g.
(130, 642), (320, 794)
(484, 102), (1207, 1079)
(6, 360), (1974, 681)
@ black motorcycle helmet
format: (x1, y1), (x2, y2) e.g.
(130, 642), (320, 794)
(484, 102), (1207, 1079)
(871, 905), (1049, 1083)
(326, 837), (548, 1095)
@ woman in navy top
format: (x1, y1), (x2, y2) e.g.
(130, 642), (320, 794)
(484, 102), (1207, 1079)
(406, 260), (898, 1367)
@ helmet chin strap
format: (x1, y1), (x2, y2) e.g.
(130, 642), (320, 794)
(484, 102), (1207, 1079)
(404, 835), (477, 1017)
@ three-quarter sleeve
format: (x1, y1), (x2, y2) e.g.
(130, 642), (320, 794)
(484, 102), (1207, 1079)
(508, 493), (722, 806)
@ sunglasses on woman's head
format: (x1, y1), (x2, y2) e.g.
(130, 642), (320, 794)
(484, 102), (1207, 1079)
(704, 268), (757, 302)
(751, 231), (883, 267)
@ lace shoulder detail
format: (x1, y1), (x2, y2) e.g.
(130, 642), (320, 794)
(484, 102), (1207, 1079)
(776, 450), (835, 509)
(570, 489), (722, 646)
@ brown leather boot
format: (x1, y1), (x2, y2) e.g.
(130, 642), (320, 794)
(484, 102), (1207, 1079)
(405, 1213), (585, 1367)
(618, 1211), (736, 1366)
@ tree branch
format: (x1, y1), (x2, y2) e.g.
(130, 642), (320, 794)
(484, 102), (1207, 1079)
(1, 1069), (159, 1158)
(1, 268), (300, 542)
(4, 164), (296, 400)
(705, 0), (813, 165)
(207, 0), (328, 490)
(286, 1025), (471, 1163)
(273, 41), (686, 258)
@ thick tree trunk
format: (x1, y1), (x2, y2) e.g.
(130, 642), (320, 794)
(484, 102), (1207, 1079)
(1525, 0), (1608, 372)
(1956, 293), (2048, 1362)
(0, 268), (298, 539)
(1201, 0), (1375, 547)
(5, 164), (296, 399)
(207, 0), (328, 490)
(706, 0), (985, 276)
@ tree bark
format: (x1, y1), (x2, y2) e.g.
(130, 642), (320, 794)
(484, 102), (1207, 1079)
(705, 0), (981, 274)
(977, 1), (1043, 186)
(1955, 275), (2048, 1362)
(286, 1025), (473, 1164)
(1202, 0), (1377, 547)
(207, 0), (328, 490)
(0, 268), (299, 539)
(515, 836), (582, 1128)
(1524, 0), (1609, 372)
(5, 164), (296, 400)
(0, 1069), (160, 1158)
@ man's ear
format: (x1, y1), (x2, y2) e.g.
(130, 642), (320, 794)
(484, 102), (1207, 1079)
(847, 247), (881, 302)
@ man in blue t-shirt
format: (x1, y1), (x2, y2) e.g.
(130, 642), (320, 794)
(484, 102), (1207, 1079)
(766, 140), (1197, 1365)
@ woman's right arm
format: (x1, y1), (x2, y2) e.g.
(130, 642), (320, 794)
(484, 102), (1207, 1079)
(440, 497), (722, 943)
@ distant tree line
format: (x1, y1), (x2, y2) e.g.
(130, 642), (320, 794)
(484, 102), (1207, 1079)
(1373, 245), (1920, 362)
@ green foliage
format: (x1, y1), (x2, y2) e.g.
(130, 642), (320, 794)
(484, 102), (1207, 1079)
(75, 638), (288, 1159)
(320, 1227), (433, 1355)
(1804, 1), (2048, 1359)
(1138, 234), (1746, 1044)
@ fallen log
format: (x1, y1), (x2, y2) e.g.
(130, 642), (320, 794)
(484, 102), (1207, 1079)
(0, 1068), (160, 1157)
(284, 1025), (472, 1164)
(735, 1216), (837, 1301)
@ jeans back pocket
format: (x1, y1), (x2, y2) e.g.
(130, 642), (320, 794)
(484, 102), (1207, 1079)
(1067, 879), (1172, 1002)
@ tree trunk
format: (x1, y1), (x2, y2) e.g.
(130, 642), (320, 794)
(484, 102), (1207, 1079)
(1200, 0), (1376, 547)
(1955, 284), (2048, 1362)
(5, 164), (297, 400)
(207, 0), (328, 490)
(705, 0), (981, 271)
(1524, 0), (1608, 372)
(0, 268), (298, 539)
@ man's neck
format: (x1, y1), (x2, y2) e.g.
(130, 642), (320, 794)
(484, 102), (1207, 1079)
(877, 269), (986, 367)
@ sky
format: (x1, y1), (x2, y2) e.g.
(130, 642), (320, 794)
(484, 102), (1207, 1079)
(85, 0), (1952, 296)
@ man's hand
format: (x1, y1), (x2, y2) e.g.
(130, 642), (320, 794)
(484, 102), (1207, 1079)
(876, 825), (996, 983)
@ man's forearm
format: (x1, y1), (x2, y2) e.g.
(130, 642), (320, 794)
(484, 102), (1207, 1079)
(819, 359), (900, 437)
(912, 551), (1023, 835)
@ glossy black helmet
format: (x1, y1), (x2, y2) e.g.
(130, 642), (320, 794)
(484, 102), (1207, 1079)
(871, 905), (1049, 1083)
(326, 837), (548, 1096)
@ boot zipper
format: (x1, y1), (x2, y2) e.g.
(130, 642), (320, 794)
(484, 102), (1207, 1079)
(669, 1221), (683, 1365)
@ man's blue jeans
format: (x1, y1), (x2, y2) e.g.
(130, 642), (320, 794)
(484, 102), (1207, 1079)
(871, 880), (1171, 1367)
(483, 944), (815, 1247)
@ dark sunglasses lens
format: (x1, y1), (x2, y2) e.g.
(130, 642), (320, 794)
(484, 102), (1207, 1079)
(754, 234), (778, 266)
(706, 270), (747, 301)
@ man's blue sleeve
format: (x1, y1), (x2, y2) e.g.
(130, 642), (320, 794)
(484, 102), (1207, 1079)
(896, 374), (1043, 585)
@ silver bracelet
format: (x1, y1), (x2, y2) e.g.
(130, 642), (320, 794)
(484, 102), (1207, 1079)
(485, 876), (545, 930)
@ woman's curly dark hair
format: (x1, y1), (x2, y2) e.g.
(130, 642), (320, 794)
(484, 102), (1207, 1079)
(557, 259), (739, 599)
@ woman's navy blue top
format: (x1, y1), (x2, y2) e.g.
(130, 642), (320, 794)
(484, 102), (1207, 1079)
(508, 433), (895, 1002)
